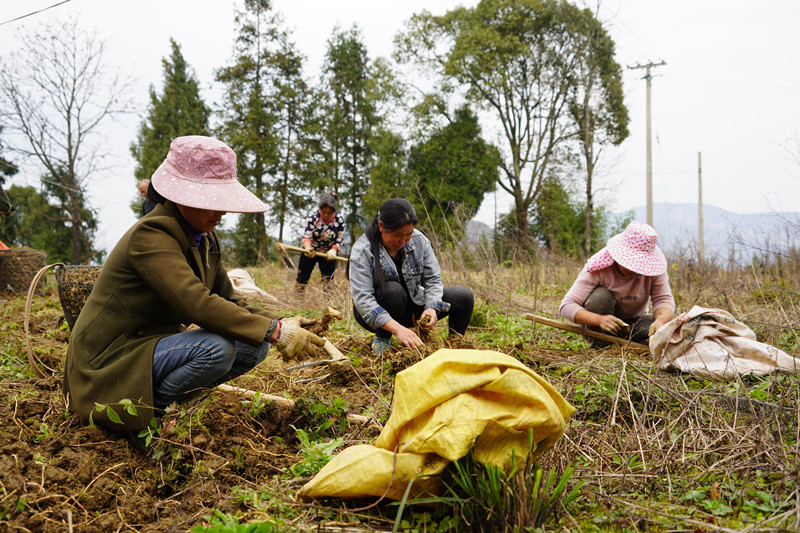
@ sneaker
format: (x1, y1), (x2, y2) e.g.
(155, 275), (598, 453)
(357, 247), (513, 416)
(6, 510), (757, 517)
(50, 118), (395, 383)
(372, 336), (393, 355)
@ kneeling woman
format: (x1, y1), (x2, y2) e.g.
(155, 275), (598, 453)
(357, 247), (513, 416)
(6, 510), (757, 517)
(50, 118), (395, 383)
(349, 198), (474, 354)
(559, 221), (675, 345)
(64, 136), (323, 437)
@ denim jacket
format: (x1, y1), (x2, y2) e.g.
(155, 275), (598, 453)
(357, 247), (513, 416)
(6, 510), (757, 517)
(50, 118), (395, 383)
(349, 229), (450, 330)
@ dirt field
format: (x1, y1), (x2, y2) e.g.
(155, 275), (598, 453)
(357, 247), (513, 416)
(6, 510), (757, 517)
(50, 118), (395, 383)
(4, 259), (800, 532)
(0, 278), (496, 532)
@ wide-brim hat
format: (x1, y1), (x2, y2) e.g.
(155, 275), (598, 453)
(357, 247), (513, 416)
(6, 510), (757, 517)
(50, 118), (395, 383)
(151, 136), (267, 213)
(605, 221), (667, 276)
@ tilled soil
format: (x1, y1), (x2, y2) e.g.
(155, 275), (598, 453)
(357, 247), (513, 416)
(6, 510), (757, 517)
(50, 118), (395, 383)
(0, 286), (504, 532)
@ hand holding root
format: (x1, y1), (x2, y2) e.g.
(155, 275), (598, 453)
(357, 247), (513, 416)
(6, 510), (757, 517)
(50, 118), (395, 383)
(396, 326), (423, 348)
(648, 320), (664, 337)
(598, 315), (629, 335)
(275, 317), (325, 361)
(307, 307), (342, 336)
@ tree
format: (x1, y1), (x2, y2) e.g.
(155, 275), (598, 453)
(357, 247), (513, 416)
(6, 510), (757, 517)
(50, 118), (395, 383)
(267, 31), (314, 243)
(130, 38), (211, 215)
(531, 176), (589, 258)
(407, 105), (499, 241)
(0, 17), (130, 263)
(217, 0), (302, 264)
(0, 181), (99, 263)
(0, 126), (17, 182)
(567, 6), (629, 256)
(363, 128), (412, 219)
(313, 25), (381, 241)
(396, 0), (621, 254)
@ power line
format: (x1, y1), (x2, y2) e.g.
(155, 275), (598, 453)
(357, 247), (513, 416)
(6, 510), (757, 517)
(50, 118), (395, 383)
(0, 0), (72, 27)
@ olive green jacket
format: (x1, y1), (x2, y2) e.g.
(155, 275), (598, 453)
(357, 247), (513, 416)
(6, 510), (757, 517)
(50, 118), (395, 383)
(64, 201), (278, 430)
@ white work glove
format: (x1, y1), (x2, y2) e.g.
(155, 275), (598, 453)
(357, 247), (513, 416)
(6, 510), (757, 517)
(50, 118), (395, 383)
(274, 316), (325, 361)
(326, 248), (337, 259)
(303, 246), (315, 258)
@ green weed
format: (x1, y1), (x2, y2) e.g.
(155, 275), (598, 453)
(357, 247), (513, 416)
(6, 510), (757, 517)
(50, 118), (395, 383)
(288, 426), (343, 478)
(191, 509), (292, 532)
(33, 423), (52, 443)
(398, 432), (583, 532)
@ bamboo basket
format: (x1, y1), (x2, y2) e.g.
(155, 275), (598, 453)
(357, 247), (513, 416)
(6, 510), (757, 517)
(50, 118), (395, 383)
(55, 265), (101, 330)
(0, 248), (47, 293)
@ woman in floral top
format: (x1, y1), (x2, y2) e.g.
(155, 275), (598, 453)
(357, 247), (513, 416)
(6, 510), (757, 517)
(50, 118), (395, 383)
(296, 192), (345, 290)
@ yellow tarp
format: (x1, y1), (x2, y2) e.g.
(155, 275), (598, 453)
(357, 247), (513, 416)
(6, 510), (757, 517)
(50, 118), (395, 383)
(298, 348), (575, 501)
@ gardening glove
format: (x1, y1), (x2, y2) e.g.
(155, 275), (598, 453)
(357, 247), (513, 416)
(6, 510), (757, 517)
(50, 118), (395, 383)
(288, 315), (318, 329)
(326, 248), (337, 259)
(303, 245), (316, 258)
(274, 316), (325, 362)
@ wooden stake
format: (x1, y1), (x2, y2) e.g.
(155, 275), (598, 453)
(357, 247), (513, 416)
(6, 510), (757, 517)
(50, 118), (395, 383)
(525, 313), (649, 348)
(216, 383), (371, 424)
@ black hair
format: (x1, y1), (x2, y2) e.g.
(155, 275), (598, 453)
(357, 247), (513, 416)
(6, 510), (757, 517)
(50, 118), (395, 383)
(318, 191), (338, 211)
(362, 198), (419, 297)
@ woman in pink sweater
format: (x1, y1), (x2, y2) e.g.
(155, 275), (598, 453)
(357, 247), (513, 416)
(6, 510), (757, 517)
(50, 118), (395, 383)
(559, 222), (675, 345)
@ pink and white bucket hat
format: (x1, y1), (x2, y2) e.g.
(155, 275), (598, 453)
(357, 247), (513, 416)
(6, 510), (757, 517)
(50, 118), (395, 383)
(151, 136), (267, 213)
(585, 221), (667, 276)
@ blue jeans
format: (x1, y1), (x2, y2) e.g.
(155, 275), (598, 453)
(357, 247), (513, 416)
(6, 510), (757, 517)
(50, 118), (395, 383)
(353, 281), (475, 339)
(152, 329), (270, 410)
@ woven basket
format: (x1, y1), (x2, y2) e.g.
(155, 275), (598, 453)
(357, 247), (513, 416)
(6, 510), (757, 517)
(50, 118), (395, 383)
(55, 265), (101, 330)
(0, 248), (47, 293)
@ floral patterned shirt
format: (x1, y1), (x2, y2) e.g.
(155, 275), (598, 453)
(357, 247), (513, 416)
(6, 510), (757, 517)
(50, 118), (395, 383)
(301, 211), (345, 252)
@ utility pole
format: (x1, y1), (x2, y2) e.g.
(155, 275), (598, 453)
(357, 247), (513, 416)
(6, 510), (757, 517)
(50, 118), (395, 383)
(628, 60), (666, 226)
(698, 151), (704, 264)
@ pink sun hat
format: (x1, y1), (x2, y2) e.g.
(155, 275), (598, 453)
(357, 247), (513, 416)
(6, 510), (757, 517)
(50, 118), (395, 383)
(151, 136), (267, 213)
(585, 221), (667, 276)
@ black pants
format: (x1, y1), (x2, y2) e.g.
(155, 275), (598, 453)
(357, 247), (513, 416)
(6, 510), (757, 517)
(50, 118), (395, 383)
(296, 254), (337, 284)
(354, 281), (474, 339)
(584, 286), (653, 344)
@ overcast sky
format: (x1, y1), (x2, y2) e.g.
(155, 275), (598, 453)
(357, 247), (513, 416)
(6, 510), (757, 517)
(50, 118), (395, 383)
(1, 0), (799, 253)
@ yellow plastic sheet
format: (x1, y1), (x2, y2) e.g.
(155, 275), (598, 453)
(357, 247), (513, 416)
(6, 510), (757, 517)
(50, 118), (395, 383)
(298, 348), (575, 501)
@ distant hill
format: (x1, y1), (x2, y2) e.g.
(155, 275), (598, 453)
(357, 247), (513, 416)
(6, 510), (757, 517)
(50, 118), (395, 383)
(467, 202), (800, 264)
(627, 203), (800, 264)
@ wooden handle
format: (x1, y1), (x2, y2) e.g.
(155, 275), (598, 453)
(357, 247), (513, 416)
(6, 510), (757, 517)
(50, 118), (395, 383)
(524, 313), (649, 348)
(275, 242), (348, 263)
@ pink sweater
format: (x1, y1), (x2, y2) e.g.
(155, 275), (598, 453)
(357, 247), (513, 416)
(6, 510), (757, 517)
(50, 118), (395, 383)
(559, 265), (675, 322)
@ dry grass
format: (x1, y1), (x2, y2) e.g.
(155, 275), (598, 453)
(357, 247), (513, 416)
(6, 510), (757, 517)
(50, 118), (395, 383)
(426, 240), (800, 531)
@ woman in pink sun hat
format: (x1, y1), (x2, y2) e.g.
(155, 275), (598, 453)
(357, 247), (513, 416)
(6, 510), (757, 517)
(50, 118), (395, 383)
(64, 136), (324, 447)
(559, 221), (675, 346)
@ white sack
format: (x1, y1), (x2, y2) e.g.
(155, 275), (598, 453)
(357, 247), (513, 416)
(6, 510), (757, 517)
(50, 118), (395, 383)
(650, 305), (800, 380)
(227, 268), (278, 302)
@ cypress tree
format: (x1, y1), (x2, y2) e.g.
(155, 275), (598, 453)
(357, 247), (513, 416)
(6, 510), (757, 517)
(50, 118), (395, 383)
(130, 38), (211, 213)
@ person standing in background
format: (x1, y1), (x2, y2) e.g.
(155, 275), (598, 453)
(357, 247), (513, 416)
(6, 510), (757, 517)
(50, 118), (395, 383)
(296, 192), (345, 291)
(0, 183), (12, 217)
(139, 179), (156, 217)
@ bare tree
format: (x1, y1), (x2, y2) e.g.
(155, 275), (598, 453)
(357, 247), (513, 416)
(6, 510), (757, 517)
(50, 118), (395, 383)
(0, 17), (131, 263)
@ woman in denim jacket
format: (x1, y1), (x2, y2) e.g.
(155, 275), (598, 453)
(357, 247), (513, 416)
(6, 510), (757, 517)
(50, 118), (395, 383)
(349, 198), (474, 354)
